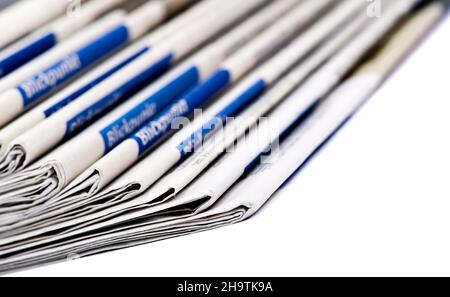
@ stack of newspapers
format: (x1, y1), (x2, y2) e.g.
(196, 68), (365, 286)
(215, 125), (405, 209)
(0, 0), (446, 273)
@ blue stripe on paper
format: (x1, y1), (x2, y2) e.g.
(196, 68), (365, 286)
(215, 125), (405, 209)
(63, 53), (174, 140)
(18, 25), (130, 107)
(0, 33), (57, 78)
(99, 66), (200, 154)
(133, 69), (232, 156)
(176, 79), (266, 157)
(131, 97), (191, 156)
(43, 47), (150, 118)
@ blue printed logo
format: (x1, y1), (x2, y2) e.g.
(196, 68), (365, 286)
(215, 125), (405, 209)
(18, 54), (82, 106)
(133, 99), (190, 155)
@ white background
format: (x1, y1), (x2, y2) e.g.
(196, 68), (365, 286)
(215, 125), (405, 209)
(11, 13), (450, 277)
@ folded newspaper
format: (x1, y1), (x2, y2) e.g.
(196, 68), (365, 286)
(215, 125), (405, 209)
(0, 0), (333, 226)
(0, 4), (370, 239)
(0, 0), (275, 213)
(0, 0), (368, 238)
(0, 0), (444, 274)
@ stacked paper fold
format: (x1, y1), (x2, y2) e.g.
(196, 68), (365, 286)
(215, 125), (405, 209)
(0, 0), (446, 274)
